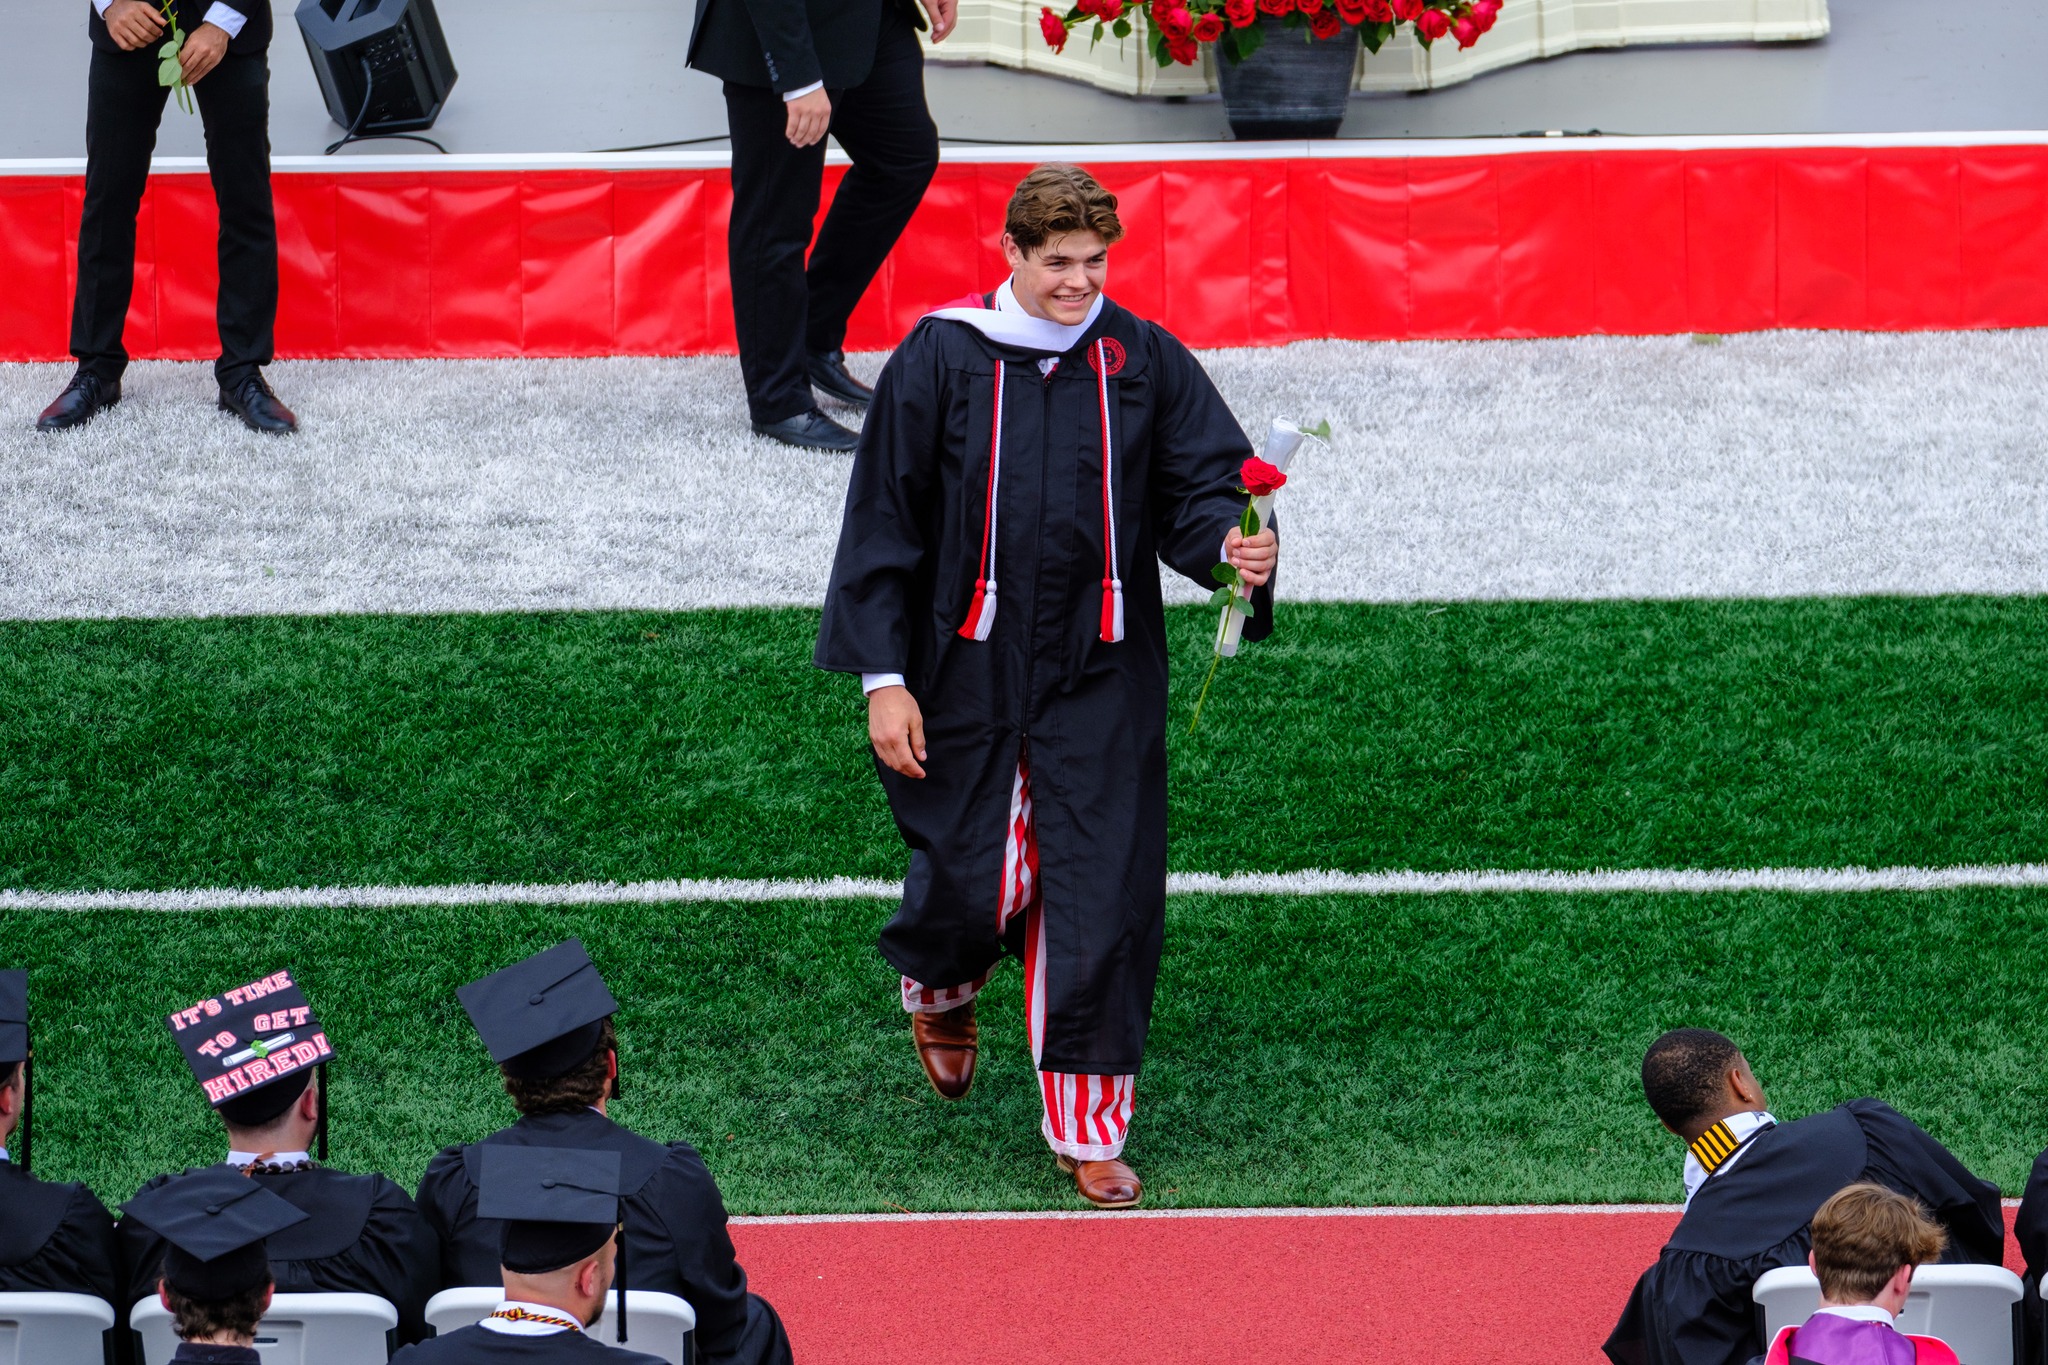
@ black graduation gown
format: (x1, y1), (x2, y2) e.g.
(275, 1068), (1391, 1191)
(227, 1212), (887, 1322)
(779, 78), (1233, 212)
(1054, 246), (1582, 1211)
(814, 297), (1271, 1075)
(1603, 1100), (2005, 1365)
(0, 1158), (122, 1303)
(415, 1108), (790, 1365)
(2008, 1147), (2048, 1365)
(391, 1323), (668, 1365)
(120, 1164), (443, 1344)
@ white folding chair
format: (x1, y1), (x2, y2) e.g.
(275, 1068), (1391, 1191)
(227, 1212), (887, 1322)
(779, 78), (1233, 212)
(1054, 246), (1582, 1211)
(1755, 1264), (2024, 1365)
(0, 1291), (115, 1365)
(131, 1291), (398, 1365)
(423, 1286), (696, 1365)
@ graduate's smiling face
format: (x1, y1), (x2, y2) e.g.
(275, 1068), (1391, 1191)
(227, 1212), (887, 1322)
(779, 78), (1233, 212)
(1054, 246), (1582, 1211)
(1004, 230), (1109, 327)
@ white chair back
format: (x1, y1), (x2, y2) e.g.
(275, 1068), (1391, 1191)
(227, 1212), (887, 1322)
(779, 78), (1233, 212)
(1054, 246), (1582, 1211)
(131, 1291), (398, 1365)
(0, 1291), (115, 1365)
(423, 1287), (696, 1365)
(1754, 1265), (2023, 1365)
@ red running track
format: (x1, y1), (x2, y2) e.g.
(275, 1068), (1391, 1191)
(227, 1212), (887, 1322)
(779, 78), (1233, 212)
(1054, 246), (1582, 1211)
(5, 141), (2048, 361)
(731, 1207), (2028, 1365)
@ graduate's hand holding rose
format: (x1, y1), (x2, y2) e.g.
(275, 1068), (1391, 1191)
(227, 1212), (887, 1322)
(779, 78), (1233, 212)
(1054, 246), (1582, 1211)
(869, 685), (928, 779)
(103, 0), (166, 50)
(1224, 526), (1276, 588)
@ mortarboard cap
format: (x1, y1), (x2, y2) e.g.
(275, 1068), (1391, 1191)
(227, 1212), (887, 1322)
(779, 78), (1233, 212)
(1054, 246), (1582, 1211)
(480, 1145), (622, 1275)
(121, 1166), (309, 1299)
(458, 940), (618, 1081)
(0, 969), (25, 1067)
(165, 970), (331, 1127)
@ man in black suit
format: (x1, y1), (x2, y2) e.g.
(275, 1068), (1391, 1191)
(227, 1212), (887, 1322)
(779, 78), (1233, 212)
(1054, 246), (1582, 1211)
(688, 0), (953, 451)
(38, 0), (296, 434)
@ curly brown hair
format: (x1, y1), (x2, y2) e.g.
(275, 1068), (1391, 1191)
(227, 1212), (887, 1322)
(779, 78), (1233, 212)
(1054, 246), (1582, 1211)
(1005, 163), (1125, 254)
(503, 1017), (616, 1115)
(166, 1280), (269, 1342)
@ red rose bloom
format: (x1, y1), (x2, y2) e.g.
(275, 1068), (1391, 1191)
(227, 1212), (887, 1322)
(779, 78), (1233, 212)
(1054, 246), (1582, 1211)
(1040, 5), (1069, 50)
(1334, 0), (1370, 23)
(1308, 8), (1341, 36)
(1240, 457), (1288, 497)
(1295, 0), (1323, 12)
(1258, 0), (1292, 16)
(1154, 2), (1193, 36)
(1415, 5), (1450, 37)
(1391, 0), (1423, 17)
(1471, 0), (1498, 28)
(1452, 12), (1478, 44)
(1192, 11), (1225, 39)
(1098, 0), (1124, 16)
(1225, 0), (1257, 23)
(1166, 32), (1200, 62)
(1362, 0), (1394, 17)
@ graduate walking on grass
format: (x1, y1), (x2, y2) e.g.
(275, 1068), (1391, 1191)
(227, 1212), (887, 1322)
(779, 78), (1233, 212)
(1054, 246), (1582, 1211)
(815, 163), (1279, 1208)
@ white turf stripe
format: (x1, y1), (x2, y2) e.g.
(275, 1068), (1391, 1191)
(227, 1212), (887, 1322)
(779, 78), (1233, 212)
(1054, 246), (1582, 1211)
(736, 1196), (2026, 1225)
(5, 864), (2047, 912)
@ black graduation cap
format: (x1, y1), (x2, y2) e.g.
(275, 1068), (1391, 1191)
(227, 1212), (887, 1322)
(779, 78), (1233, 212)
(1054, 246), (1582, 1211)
(165, 970), (332, 1156)
(480, 1145), (630, 1338)
(0, 970), (27, 1173)
(458, 940), (619, 1087)
(121, 1166), (310, 1300)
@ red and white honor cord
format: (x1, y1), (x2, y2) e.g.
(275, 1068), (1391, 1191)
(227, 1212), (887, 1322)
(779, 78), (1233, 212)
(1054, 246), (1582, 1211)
(957, 360), (1003, 641)
(1094, 339), (1124, 643)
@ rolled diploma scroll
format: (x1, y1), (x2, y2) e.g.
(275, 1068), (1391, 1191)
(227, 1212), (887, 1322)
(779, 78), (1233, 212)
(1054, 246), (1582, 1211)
(1218, 419), (1304, 657)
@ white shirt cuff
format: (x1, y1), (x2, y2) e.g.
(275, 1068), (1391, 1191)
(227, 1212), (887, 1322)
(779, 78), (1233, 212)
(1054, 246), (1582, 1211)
(782, 80), (825, 102)
(203, 2), (246, 36)
(861, 673), (906, 695)
(93, 0), (113, 14)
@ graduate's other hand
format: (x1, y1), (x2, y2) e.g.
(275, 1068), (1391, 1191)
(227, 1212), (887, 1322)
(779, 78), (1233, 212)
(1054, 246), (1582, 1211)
(104, 0), (166, 51)
(180, 22), (229, 84)
(1226, 526), (1277, 588)
(869, 685), (928, 779)
(785, 89), (832, 148)
(921, 0), (959, 42)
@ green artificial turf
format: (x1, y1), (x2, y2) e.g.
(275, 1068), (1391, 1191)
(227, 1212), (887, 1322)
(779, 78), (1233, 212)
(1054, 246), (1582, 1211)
(9, 888), (2048, 1212)
(2, 596), (2045, 891)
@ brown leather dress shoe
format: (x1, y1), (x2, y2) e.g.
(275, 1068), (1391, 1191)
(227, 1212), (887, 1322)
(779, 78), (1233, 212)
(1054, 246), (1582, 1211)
(1057, 1154), (1143, 1209)
(911, 1002), (977, 1099)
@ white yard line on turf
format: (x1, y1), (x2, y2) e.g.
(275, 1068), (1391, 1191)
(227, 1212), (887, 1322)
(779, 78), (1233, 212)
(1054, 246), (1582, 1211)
(6, 864), (2047, 912)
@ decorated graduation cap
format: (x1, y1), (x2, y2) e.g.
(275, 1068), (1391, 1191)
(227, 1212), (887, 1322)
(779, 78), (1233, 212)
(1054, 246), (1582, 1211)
(0, 969), (28, 1173)
(121, 1165), (309, 1300)
(481, 1145), (630, 1338)
(165, 969), (332, 1158)
(458, 939), (620, 1094)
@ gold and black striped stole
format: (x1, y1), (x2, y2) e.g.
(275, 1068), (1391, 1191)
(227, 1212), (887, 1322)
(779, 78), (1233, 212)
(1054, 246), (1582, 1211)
(1689, 1120), (1744, 1176)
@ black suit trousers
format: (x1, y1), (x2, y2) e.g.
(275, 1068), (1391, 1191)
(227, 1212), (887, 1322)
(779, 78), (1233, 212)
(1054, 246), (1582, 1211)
(722, 8), (937, 424)
(72, 43), (277, 387)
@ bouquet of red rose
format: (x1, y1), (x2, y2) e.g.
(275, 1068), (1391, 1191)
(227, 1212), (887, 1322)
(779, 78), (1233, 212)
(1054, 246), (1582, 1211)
(1041, 0), (1500, 69)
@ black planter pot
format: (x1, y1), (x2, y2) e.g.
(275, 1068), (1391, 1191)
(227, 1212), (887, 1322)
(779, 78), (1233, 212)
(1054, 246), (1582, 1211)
(1214, 15), (1360, 140)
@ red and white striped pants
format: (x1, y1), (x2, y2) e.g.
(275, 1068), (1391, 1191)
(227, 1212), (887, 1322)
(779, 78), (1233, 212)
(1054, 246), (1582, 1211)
(901, 750), (1136, 1161)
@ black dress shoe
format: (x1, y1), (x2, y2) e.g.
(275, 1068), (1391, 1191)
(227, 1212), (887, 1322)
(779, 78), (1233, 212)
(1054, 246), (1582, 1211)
(218, 373), (298, 434)
(36, 371), (120, 431)
(807, 350), (873, 407)
(753, 408), (859, 452)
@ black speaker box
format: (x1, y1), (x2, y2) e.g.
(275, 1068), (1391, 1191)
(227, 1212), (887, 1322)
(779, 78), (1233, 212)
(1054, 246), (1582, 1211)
(296, 0), (458, 135)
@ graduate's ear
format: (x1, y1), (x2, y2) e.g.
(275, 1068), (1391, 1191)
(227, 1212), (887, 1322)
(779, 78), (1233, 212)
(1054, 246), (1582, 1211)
(1728, 1055), (1766, 1110)
(1001, 232), (1027, 273)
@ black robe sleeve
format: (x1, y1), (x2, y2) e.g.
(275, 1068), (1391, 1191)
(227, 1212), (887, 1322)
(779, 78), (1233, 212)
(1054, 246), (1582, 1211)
(1141, 325), (1275, 641)
(2017, 1149), (2048, 1365)
(814, 323), (947, 677)
(643, 1144), (755, 1364)
(416, 1142), (500, 1289)
(280, 1173), (440, 1344)
(1604, 1227), (1807, 1365)
(1848, 1098), (2005, 1265)
(0, 1179), (122, 1307)
(117, 1170), (177, 1322)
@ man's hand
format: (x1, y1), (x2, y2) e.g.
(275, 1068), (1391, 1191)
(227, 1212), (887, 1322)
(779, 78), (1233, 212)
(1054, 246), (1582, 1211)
(1225, 526), (1278, 588)
(179, 21), (229, 83)
(920, 0), (959, 42)
(103, 0), (166, 51)
(785, 88), (832, 148)
(868, 685), (927, 779)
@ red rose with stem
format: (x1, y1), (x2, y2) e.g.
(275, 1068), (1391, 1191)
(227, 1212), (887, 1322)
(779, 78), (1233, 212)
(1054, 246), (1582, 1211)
(1307, 8), (1341, 37)
(1188, 449), (1303, 733)
(1166, 33), (1200, 63)
(1039, 5), (1069, 52)
(1154, 2), (1193, 37)
(1391, 0), (1423, 18)
(1452, 13), (1478, 45)
(1192, 11), (1225, 40)
(1258, 0), (1293, 16)
(1415, 5), (1450, 38)
(1225, 0), (1257, 24)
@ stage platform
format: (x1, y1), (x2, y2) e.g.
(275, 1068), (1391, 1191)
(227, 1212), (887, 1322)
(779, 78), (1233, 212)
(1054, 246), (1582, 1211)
(6, 0), (2048, 159)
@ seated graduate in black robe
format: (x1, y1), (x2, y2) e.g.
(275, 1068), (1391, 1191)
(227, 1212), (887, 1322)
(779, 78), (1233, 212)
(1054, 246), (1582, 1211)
(120, 1167), (312, 1365)
(415, 940), (791, 1365)
(2006, 1146), (2048, 1365)
(1604, 1028), (2004, 1365)
(393, 1146), (666, 1364)
(120, 967), (441, 1343)
(814, 162), (1280, 1209)
(0, 968), (122, 1308)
